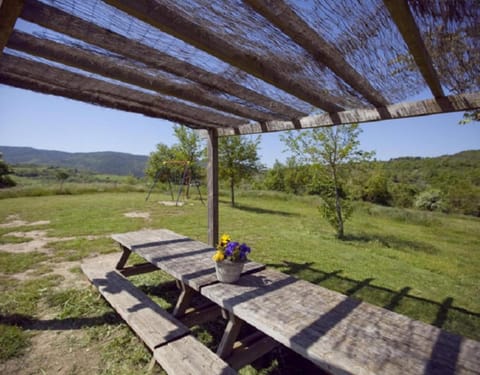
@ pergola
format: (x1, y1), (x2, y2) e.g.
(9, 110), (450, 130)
(1, 0), (479, 245)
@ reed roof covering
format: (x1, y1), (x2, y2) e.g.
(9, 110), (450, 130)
(1, 0), (479, 136)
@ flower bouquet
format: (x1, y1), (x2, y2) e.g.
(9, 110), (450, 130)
(212, 234), (251, 283)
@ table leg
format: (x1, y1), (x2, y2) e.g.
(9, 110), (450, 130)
(115, 245), (132, 270)
(217, 314), (243, 359)
(173, 282), (195, 317)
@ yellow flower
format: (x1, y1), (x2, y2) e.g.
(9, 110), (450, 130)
(212, 250), (225, 262)
(219, 233), (231, 246)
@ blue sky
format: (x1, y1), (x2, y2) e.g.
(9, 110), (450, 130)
(1, 84), (479, 167)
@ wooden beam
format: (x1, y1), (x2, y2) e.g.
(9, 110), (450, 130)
(0, 54), (230, 129)
(7, 31), (281, 123)
(245, 0), (389, 108)
(0, 52), (245, 127)
(0, 0), (23, 54)
(207, 128), (219, 247)
(104, 0), (344, 113)
(384, 0), (445, 98)
(216, 92), (480, 136)
(20, 0), (305, 120)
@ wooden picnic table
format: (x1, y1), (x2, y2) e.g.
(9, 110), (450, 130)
(106, 229), (480, 374)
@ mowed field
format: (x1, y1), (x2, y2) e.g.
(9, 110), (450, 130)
(1, 191), (479, 374)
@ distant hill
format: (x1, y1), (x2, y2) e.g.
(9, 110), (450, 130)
(0, 146), (148, 177)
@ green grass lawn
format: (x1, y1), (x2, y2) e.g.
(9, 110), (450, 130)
(0, 190), (479, 373)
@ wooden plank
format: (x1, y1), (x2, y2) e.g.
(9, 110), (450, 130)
(0, 0), (24, 54)
(104, 0), (344, 113)
(20, 0), (304, 120)
(0, 54), (224, 129)
(112, 229), (188, 251)
(245, 0), (388, 107)
(201, 268), (480, 375)
(154, 335), (236, 375)
(207, 129), (219, 247)
(7, 31), (279, 123)
(384, 0), (445, 98)
(216, 92), (480, 136)
(81, 254), (190, 351)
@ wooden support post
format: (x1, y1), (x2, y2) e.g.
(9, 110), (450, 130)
(173, 282), (196, 317)
(0, 0), (24, 54)
(226, 332), (280, 370)
(207, 128), (219, 247)
(217, 314), (243, 359)
(115, 245), (132, 270)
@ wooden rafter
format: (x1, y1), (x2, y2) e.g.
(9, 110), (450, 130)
(216, 92), (480, 136)
(0, 72), (211, 129)
(20, 0), (305, 120)
(104, 0), (344, 113)
(384, 0), (445, 98)
(0, 0), (24, 54)
(7, 31), (280, 123)
(245, 0), (389, 108)
(0, 54), (244, 128)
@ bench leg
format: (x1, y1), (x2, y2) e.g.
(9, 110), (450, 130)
(217, 314), (243, 359)
(115, 245), (132, 270)
(173, 282), (196, 317)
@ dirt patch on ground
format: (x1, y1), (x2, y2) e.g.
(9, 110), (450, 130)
(0, 329), (102, 375)
(123, 211), (151, 219)
(0, 215), (50, 229)
(0, 216), (128, 374)
(0, 231), (107, 255)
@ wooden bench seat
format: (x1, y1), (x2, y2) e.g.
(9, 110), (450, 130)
(81, 253), (236, 375)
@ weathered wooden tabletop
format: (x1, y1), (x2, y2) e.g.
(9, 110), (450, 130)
(201, 268), (480, 375)
(112, 229), (264, 291)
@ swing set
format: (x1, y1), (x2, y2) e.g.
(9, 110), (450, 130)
(145, 160), (204, 206)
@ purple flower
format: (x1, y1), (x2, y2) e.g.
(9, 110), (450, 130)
(225, 241), (238, 256)
(239, 243), (250, 254)
(239, 243), (250, 260)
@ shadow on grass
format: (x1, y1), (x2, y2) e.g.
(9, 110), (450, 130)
(342, 233), (439, 254)
(0, 311), (121, 330)
(266, 260), (480, 341)
(219, 200), (299, 217)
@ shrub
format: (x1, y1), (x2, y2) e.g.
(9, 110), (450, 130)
(414, 189), (447, 212)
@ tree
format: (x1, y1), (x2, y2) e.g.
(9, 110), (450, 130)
(55, 169), (69, 191)
(145, 143), (176, 181)
(145, 125), (205, 198)
(218, 135), (261, 207)
(282, 124), (372, 238)
(362, 168), (391, 205)
(459, 110), (480, 125)
(0, 154), (16, 188)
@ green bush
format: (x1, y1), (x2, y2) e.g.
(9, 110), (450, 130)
(415, 189), (447, 212)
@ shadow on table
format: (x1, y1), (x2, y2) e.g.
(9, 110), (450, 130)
(265, 260), (480, 336)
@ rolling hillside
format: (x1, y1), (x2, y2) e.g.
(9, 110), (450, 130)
(0, 146), (148, 177)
